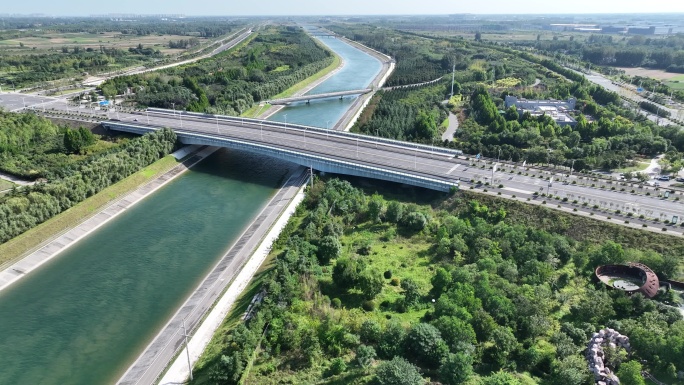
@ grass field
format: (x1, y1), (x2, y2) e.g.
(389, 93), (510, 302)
(190, 204), (436, 385)
(0, 179), (15, 192)
(0, 155), (179, 268)
(665, 75), (684, 90)
(615, 161), (650, 173)
(0, 32), (207, 53)
(618, 67), (684, 80)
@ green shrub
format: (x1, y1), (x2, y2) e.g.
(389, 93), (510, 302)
(328, 358), (347, 376)
(362, 300), (376, 311)
(384, 270), (393, 279)
(331, 298), (342, 308)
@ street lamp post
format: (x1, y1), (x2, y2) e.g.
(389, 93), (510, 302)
(260, 120), (263, 140)
(22, 97), (26, 109)
(284, 114), (288, 129)
(146, 109), (150, 124)
(179, 111), (183, 128)
(570, 159), (575, 178)
(171, 102), (176, 116)
(216, 115), (219, 133)
(181, 319), (193, 381)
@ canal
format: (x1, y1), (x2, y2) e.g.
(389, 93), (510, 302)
(0, 36), (381, 384)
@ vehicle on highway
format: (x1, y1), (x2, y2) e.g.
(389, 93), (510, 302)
(676, 177), (684, 183)
(658, 175), (670, 181)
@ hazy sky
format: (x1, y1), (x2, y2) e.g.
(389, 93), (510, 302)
(3, 0), (684, 16)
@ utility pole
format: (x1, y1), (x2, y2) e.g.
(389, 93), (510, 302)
(310, 166), (314, 188)
(181, 319), (193, 381)
(450, 64), (456, 98)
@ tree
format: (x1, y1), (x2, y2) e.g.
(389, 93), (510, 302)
(485, 327), (518, 368)
(63, 127), (95, 154)
(432, 316), (477, 351)
(550, 355), (592, 385)
(356, 345), (376, 369)
(402, 212), (428, 231)
(360, 320), (382, 344)
(368, 193), (385, 223)
(379, 322), (406, 359)
(359, 268), (385, 300)
(401, 278), (422, 308)
(415, 110), (438, 140)
(375, 357), (424, 385)
(386, 201), (404, 223)
(211, 352), (244, 385)
(505, 106), (519, 121)
(439, 352), (474, 385)
(430, 267), (453, 297)
(403, 323), (449, 368)
(332, 257), (363, 290)
(616, 361), (646, 385)
(475, 32), (482, 41)
(317, 235), (341, 264)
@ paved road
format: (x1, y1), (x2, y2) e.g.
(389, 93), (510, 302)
(442, 112), (459, 141)
(117, 169), (308, 385)
(582, 70), (679, 126)
(4, 97), (684, 228)
(93, 109), (684, 225)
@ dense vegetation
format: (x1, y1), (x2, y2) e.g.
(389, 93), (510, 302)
(0, 17), (236, 39)
(200, 178), (683, 385)
(329, 25), (451, 86)
(458, 85), (680, 170)
(353, 82), (450, 141)
(0, 128), (176, 243)
(0, 17), (241, 88)
(0, 45), (165, 87)
(340, 24), (682, 170)
(99, 26), (334, 115)
(0, 111), (121, 179)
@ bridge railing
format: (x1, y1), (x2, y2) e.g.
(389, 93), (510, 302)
(145, 108), (463, 157)
(103, 120), (458, 192)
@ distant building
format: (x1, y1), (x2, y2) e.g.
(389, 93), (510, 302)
(600, 25), (628, 34)
(504, 96), (577, 127)
(627, 26), (673, 35)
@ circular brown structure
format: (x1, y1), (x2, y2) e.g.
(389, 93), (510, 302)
(595, 263), (660, 298)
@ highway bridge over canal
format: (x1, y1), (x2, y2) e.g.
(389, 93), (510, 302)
(265, 88), (372, 105)
(102, 108), (684, 225)
(103, 108), (461, 192)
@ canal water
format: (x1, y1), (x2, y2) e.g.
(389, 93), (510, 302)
(0, 36), (381, 384)
(269, 34), (382, 127)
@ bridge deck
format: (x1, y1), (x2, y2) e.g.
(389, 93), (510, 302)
(267, 89), (372, 105)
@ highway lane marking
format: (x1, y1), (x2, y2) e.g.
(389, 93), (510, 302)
(446, 165), (459, 174)
(108, 117), (684, 215)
